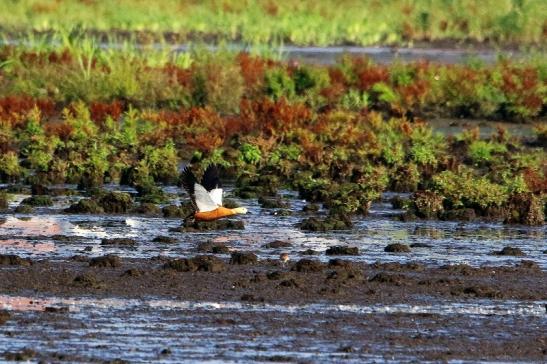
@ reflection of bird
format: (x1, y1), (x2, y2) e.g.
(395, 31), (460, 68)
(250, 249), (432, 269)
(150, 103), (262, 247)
(181, 165), (247, 222)
(279, 252), (289, 267)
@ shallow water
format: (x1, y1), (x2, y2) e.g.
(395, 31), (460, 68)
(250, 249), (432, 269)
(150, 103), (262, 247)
(1, 294), (545, 363)
(0, 189), (545, 268)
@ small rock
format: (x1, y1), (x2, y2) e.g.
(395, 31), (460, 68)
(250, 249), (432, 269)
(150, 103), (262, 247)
(258, 196), (290, 209)
(101, 238), (137, 247)
(230, 251), (258, 265)
(384, 243), (411, 253)
(493, 246), (525, 256)
(152, 236), (178, 244)
(292, 259), (325, 273)
(279, 278), (299, 288)
(89, 255), (122, 268)
(325, 246), (359, 256)
(262, 240), (292, 249)
(122, 269), (143, 277)
(44, 306), (69, 313)
(300, 249), (319, 255)
(73, 273), (102, 288)
(369, 272), (405, 285)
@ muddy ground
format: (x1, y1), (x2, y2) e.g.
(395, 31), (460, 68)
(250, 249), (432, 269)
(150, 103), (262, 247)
(0, 256), (545, 304)
(0, 256), (546, 362)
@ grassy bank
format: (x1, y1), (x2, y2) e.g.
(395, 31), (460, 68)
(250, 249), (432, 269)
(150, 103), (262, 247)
(1, 0), (546, 47)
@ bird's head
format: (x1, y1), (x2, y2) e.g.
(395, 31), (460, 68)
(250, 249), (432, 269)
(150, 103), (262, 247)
(232, 207), (248, 215)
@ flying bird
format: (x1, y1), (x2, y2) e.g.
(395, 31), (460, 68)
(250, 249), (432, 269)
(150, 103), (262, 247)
(181, 165), (247, 221)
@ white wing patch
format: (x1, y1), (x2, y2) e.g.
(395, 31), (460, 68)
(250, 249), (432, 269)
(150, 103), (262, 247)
(194, 184), (218, 212)
(209, 188), (223, 206)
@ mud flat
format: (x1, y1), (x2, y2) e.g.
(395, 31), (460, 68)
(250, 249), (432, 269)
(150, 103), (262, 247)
(0, 257), (546, 362)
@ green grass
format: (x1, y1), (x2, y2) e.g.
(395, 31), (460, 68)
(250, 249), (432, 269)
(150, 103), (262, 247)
(1, 0), (546, 47)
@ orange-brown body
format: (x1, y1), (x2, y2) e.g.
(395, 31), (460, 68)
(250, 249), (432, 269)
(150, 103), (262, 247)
(194, 207), (237, 221)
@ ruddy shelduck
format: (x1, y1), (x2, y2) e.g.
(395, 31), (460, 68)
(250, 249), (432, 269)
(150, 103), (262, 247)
(181, 165), (247, 222)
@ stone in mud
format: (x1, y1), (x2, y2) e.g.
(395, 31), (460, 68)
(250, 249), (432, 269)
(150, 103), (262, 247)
(44, 306), (69, 313)
(504, 193), (544, 226)
(369, 272), (406, 285)
(440, 208), (476, 221)
(3, 348), (36, 361)
(122, 268), (143, 277)
(101, 238), (137, 247)
(177, 219), (245, 232)
(292, 259), (325, 273)
(279, 278), (299, 288)
(328, 259), (355, 269)
(212, 245), (231, 254)
(230, 251), (258, 265)
(163, 258), (195, 272)
(460, 286), (503, 299)
(70, 255), (89, 262)
(384, 243), (411, 253)
(493, 246), (525, 256)
(262, 240), (292, 249)
(21, 195), (53, 206)
(517, 260), (540, 270)
(14, 205), (33, 213)
(98, 192), (133, 214)
(164, 255), (226, 272)
(89, 254), (122, 268)
(133, 202), (161, 216)
(0, 310), (10, 325)
(152, 236), (179, 244)
(160, 348), (172, 356)
(64, 199), (104, 214)
(300, 249), (319, 255)
(266, 271), (290, 280)
(302, 203), (320, 213)
(240, 294), (265, 302)
(0, 254), (32, 266)
(326, 269), (361, 281)
(412, 191), (444, 219)
(258, 196), (290, 209)
(325, 246), (359, 256)
(196, 241), (229, 254)
(299, 216), (352, 231)
(73, 273), (102, 288)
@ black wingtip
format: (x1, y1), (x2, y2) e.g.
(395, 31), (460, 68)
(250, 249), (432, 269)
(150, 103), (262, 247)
(181, 165), (197, 197)
(201, 164), (222, 191)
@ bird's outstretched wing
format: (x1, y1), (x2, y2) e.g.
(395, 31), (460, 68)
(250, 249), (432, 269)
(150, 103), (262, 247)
(194, 184), (219, 212)
(181, 166), (198, 210)
(201, 164), (223, 206)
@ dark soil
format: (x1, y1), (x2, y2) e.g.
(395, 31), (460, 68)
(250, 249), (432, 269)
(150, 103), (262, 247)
(0, 257), (544, 303)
